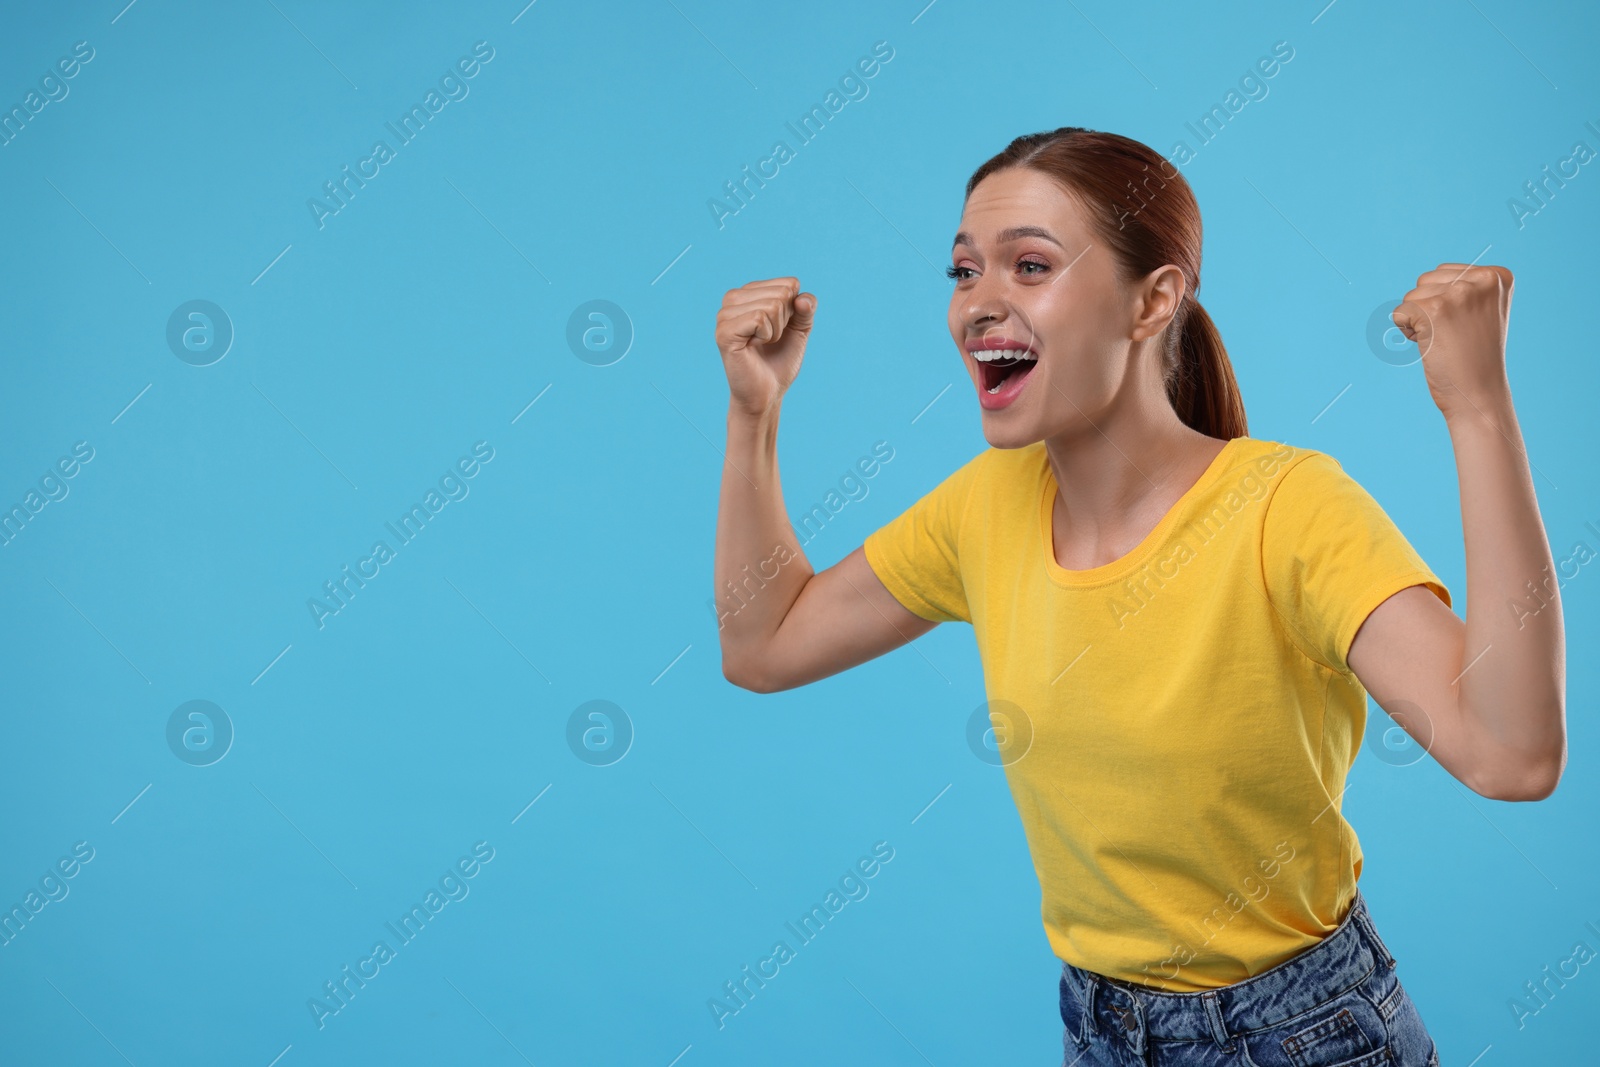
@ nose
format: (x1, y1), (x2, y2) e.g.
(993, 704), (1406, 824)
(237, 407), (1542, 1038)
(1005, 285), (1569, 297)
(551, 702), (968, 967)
(964, 302), (1014, 348)
(959, 266), (1011, 334)
(963, 293), (1005, 333)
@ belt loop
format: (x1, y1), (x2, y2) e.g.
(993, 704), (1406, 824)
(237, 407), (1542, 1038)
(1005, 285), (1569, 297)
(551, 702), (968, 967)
(1082, 973), (1101, 1037)
(1351, 895), (1397, 969)
(1201, 990), (1233, 1051)
(1123, 993), (1149, 1058)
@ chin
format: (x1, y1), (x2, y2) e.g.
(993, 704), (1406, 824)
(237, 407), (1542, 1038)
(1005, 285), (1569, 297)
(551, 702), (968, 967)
(979, 418), (1044, 450)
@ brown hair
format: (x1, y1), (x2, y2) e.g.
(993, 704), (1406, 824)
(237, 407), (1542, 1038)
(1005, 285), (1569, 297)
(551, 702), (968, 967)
(964, 127), (1248, 439)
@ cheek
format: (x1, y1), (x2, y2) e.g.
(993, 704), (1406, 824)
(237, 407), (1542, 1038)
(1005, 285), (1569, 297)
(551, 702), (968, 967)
(1037, 326), (1121, 401)
(1040, 282), (1119, 351)
(1028, 297), (1086, 362)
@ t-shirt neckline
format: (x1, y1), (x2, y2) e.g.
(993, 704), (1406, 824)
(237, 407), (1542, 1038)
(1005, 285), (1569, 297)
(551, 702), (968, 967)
(1037, 436), (1246, 588)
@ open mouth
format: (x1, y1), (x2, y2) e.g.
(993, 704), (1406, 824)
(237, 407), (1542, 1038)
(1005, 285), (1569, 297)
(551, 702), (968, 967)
(973, 349), (1039, 394)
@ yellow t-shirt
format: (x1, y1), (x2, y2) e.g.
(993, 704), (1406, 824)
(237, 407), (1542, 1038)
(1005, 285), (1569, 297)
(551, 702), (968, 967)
(862, 435), (1451, 992)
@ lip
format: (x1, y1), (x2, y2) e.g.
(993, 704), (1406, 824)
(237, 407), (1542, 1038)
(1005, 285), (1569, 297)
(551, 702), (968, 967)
(965, 339), (1038, 411)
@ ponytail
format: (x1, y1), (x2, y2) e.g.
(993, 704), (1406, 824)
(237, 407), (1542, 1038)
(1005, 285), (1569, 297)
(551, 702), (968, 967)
(1169, 297), (1247, 440)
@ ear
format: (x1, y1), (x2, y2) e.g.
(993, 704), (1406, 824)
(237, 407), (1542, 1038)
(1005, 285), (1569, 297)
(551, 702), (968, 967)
(1129, 264), (1188, 342)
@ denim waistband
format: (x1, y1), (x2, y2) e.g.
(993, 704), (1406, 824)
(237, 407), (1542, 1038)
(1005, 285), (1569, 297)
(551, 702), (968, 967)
(1059, 889), (1396, 1054)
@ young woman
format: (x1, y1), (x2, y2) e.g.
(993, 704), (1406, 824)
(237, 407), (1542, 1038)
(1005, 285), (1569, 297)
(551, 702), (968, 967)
(711, 127), (1565, 1066)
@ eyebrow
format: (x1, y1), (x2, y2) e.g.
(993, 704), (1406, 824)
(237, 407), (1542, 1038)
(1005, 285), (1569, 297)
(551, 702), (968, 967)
(951, 225), (1065, 252)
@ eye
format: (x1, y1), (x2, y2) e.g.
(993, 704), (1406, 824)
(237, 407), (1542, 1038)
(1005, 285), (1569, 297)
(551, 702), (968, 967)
(946, 258), (1049, 282)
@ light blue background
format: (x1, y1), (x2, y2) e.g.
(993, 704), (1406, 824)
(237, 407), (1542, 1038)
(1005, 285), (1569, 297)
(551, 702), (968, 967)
(2, 1), (1596, 1063)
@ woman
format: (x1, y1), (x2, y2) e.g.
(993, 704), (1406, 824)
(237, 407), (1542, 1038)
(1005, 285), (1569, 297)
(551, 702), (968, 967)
(711, 127), (1565, 1066)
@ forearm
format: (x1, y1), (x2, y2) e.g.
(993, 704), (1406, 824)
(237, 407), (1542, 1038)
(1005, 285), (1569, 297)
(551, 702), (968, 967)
(1448, 392), (1566, 780)
(714, 406), (815, 675)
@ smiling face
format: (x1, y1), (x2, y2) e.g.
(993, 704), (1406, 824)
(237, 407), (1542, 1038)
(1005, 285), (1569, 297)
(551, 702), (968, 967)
(948, 166), (1183, 449)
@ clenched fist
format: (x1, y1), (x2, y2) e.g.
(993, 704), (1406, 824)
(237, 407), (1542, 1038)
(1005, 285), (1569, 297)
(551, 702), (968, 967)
(715, 277), (817, 418)
(1391, 263), (1514, 422)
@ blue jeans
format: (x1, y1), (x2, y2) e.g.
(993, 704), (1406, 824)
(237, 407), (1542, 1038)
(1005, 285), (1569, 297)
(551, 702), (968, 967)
(1059, 890), (1439, 1066)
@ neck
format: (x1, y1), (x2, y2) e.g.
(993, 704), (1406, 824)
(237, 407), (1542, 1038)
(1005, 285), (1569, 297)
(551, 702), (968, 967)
(1040, 404), (1229, 568)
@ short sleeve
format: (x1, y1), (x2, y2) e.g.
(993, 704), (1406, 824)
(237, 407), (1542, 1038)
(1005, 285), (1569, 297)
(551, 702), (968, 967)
(1261, 451), (1452, 675)
(861, 450), (987, 624)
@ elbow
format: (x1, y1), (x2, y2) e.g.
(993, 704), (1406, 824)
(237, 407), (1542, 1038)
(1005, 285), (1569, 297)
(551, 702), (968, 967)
(1483, 775), (1559, 802)
(721, 653), (779, 694)
(1466, 703), (1567, 802)
(1522, 754), (1566, 801)
(1476, 752), (1565, 803)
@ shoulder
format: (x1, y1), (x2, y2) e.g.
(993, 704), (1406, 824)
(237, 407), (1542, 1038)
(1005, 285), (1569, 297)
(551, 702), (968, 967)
(1248, 440), (1379, 509)
(1208, 437), (1354, 504)
(975, 440), (1048, 476)
(932, 440), (1045, 494)
(1218, 436), (1319, 480)
(956, 441), (1051, 508)
(901, 443), (1047, 545)
(1250, 441), (1419, 558)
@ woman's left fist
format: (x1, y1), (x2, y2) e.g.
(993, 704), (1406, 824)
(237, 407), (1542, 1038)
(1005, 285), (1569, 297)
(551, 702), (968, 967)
(1391, 263), (1514, 420)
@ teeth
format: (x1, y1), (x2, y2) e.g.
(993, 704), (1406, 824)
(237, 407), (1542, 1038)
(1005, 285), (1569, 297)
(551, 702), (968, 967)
(986, 381), (1003, 394)
(969, 348), (1037, 362)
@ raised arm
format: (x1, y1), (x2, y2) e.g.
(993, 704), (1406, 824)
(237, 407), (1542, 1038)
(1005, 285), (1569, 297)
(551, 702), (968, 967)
(713, 278), (936, 693)
(1348, 264), (1566, 801)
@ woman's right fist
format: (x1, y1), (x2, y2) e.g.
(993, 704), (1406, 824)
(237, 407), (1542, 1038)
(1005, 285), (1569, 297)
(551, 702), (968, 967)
(714, 277), (817, 417)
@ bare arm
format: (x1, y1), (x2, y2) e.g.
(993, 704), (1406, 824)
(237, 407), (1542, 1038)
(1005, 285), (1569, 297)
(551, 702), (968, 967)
(713, 278), (935, 693)
(1349, 264), (1566, 802)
